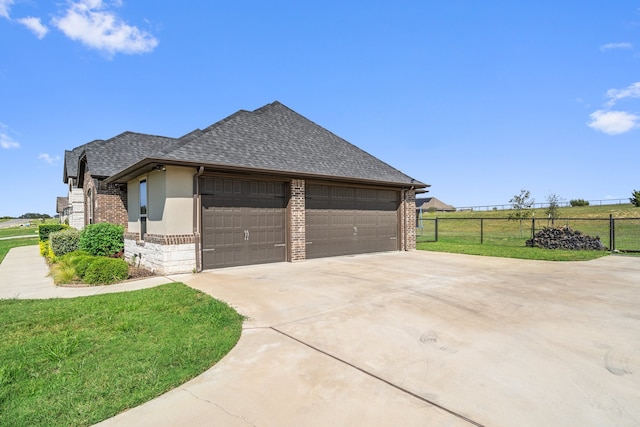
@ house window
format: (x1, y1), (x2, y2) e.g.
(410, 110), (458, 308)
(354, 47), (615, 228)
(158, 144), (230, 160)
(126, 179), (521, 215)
(87, 189), (94, 224)
(140, 179), (147, 238)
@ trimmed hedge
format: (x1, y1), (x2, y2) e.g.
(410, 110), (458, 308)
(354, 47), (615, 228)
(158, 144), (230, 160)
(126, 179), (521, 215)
(79, 223), (124, 257)
(49, 229), (80, 257)
(83, 258), (129, 285)
(38, 224), (67, 242)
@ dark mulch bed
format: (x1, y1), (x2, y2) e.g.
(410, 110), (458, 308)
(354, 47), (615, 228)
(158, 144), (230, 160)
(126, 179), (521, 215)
(128, 265), (156, 280)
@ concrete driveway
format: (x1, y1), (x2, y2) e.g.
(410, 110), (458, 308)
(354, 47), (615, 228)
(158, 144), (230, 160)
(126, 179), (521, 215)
(96, 251), (640, 427)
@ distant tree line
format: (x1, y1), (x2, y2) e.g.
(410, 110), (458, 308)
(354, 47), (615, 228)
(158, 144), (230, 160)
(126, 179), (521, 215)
(19, 213), (52, 219)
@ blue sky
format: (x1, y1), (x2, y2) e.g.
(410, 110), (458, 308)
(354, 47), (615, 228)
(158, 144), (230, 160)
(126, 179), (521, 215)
(1, 1), (639, 217)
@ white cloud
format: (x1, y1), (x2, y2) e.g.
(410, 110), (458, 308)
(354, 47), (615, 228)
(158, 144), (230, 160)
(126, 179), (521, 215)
(52, 0), (158, 56)
(0, 0), (13, 19)
(605, 82), (640, 107)
(600, 42), (633, 51)
(38, 153), (61, 165)
(587, 110), (639, 135)
(0, 123), (19, 149)
(17, 16), (49, 39)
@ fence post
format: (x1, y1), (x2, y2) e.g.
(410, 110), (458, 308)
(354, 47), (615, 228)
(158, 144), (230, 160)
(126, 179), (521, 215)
(435, 217), (438, 242)
(531, 217), (536, 239)
(609, 214), (615, 251)
(480, 218), (484, 244)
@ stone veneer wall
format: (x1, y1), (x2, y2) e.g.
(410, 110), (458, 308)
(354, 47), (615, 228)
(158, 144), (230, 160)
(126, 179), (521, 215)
(289, 179), (306, 261)
(124, 232), (196, 274)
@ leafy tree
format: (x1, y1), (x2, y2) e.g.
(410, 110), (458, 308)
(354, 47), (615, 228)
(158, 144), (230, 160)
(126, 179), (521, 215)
(630, 189), (640, 207)
(545, 193), (562, 224)
(508, 189), (535, 237)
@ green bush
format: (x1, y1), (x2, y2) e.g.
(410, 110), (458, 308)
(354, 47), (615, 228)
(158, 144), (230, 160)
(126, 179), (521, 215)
(83, 258), (129, 285)
(74, 256), (96, 278)
(60, 251), (95, 278)
(79, 223), (125, 257)
(38, 224), (67, 242)
(570, 199), (590, 207)
(49, 229), (80, 257)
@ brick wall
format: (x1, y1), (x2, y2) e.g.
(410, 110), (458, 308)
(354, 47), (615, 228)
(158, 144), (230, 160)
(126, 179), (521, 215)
(398, 188), (417, 251)
(289, 179), (306, 261)
(84, 172), (128, 229)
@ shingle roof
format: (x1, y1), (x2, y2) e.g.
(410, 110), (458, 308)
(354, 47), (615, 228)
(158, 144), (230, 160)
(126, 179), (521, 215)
(144, 101), (425, 187)
(69, 101), (427, 188)
(416, 197), (455, 211)
(63, 142), (97, 183)
(83, 132), (178, 178)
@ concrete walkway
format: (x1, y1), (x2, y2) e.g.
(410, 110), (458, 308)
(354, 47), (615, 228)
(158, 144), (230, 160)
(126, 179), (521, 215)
(0, 245), (175, 299)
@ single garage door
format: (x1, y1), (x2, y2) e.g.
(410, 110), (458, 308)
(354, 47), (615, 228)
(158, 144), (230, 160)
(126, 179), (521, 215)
(201, 177), (286, 269)
(306, 184), (399, 259)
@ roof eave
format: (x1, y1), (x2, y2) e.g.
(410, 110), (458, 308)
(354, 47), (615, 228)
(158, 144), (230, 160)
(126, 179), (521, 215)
(106, 158), (429, 189)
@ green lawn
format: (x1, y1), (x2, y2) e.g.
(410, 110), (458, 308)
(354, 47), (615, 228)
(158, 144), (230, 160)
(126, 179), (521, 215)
(422, 203), (640, 219)
(0, 227), (40, 239)
(417, 203), (640, 256)
(0, 283), (244, 427)
(417, 241), (608, 261)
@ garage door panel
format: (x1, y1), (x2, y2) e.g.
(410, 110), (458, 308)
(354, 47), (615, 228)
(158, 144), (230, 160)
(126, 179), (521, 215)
(306, 185), (399, 259)
(201, 177), (286, 269)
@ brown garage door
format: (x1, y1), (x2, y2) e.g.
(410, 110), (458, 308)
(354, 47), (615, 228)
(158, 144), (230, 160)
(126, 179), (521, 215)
(201, 177), (286, 269)
(306, 184), (399, 259)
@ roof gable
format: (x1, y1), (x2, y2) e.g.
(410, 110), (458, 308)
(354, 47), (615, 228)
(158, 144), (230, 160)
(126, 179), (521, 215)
(149, 101), (424, 186)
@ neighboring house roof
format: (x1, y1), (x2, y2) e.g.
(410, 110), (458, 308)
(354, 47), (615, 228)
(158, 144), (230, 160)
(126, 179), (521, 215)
(416, 197), (455, 211)
(63, 141), (97, 183)
(56, 196), (68, 213)
(107, 101), (428, 188)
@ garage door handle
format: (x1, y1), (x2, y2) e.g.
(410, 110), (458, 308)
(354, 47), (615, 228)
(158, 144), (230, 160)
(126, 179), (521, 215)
(244, 230), (249, 241)
(274, 244), (286, 247)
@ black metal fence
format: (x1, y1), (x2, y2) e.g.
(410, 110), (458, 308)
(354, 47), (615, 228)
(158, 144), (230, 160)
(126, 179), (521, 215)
(416, 216), (640, 252)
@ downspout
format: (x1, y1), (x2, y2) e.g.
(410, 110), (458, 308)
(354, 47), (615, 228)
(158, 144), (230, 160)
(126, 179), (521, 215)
(193, 167), (205, 272)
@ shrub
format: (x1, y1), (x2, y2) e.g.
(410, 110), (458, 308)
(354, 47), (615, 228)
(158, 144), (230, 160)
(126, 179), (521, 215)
(570, 199), (589, 207)
(49, 229), (80, 257)
(39, 241), (48, 256)
(74, 256), (97, 279)
(79, 223), (125, 257)
(83, 258), (129, 285)
(59, 251), (94, 278)
(38, 224), (67, 242)
(39, 240), (56, 263)
(631, 189), (640, 208)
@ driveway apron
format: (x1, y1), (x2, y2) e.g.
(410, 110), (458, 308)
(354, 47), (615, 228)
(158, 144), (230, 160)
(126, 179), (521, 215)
(95, 251), (640, 427)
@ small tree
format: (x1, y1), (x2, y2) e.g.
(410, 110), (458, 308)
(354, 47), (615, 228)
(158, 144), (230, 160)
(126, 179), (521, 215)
(508, 189), (535, 237)
(545, 193), (561, 225)
(630, 189), (640, 207)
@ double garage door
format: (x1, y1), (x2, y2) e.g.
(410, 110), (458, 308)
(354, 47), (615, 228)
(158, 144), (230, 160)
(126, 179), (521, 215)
(201, 177), (400, 269)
